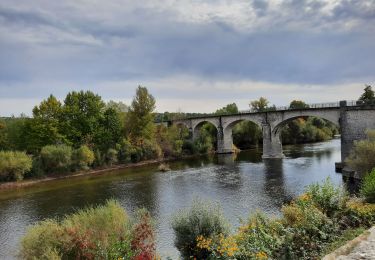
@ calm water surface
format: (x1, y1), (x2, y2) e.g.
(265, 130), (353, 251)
(0, 139), (343, 259)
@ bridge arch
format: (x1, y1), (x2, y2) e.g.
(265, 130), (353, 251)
(270, 109), (340, 135)
(191, 119), (219, 144)
(222, 119), (263, 150)
(272, 112), (340, 136)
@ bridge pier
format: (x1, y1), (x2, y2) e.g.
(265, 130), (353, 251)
(262, 123), (285, 159)
(217, 125), (233, 154)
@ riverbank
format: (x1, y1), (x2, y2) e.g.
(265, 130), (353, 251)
(323, 226), (375, 259)
(0, 154), (199, 191)
(0, 140), (344, 259)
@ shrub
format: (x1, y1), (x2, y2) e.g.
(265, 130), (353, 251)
(234, 213), (284, 259)
(93, 149), (104, 168)
(171, 198), (230, 259)
(72, 145), (95, 171)
(117, 139), (133, 163)
(346, 129), (375, 176)
(360, 168), (375, 203)
(140, 139), (162, 160)
(344, 198), (375, 227)
(20, 200), (154, 260)
(130, 146), (143, 163)
(182, 140), (198, 155)
(40, 144), (72, 174)
(131, 209), (156, 259)
(196, 233), (239, 259)
(0, 150), (32, 181)
(281, 199), (337, 259)
(106, 148), (118, 166)
(305, 178), (348, 217)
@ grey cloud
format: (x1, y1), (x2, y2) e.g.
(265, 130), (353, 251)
(0, 0), (374, 100)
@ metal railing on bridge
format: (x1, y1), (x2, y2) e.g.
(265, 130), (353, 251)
(169, 100), (371, 121)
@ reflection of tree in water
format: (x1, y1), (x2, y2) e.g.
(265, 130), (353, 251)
(172, 154), (215, 169)
(212, 153), (243, 191)
(23, 171), (160, 221)
(235, 148), (262, 163)
(262, 159), (294, 208)
(284, 143), (334, 162)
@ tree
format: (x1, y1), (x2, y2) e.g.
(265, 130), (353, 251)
(126, 86), (156, 143)
(61, 91), (105, 147)
(106, 100), (129, 113)
(250, 97), (269, 112)
(289, 100), (309, 109)
(94, 107), (123, 152)
(22, 95), (66, 153)
(215, 103), (239, 115)
(0, 120), (7, 150)
(359, 85), (375, 102)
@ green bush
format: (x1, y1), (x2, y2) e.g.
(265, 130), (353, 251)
(140, 139), (162, 160)
(117, 139), (133, 163)
(171, 198), (230, 259)
(72, 145), (95, 170)
(0, 150), (32, 181)
(360, 168), (375, 203)
(344, 198), (375, 227)
(106, 148), (118, 166)
(306, 178), (348, 217)
(281, 199), (337, 259)
(40, 144), (72, 174)
(20, 200), (155, 260)
(346, 129), (375, 176)
(234, 213), (284, 259)
(182, 140), (198, 155)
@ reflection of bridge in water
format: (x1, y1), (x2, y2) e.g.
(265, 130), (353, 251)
(172, 101), (375, 164)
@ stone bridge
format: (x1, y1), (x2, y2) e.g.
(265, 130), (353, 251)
(172, 101), (375, 163)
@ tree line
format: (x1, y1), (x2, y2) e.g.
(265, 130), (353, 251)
(0, 87), (198, 182)
(0, 85), (373, 182)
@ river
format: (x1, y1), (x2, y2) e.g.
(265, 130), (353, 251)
(0, 138), (344, 259)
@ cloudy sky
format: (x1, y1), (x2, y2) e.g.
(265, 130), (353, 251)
(0, 0), (374, 115)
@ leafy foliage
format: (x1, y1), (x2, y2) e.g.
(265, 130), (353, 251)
(215, 103), (239, 115)
(126, 86), (156, 142)
(61, 90), (105, 147)
(359, 85), (375, 103)
(0, 151), (32, 181)
(360, 168), (375, 203)
(305, 178), (348, 217)
(72, 145), (95, 171)
(171, 198), (230, 259)
(249, 97), (269, 112)
(20, 200), (155, 260)
(346, 129), (375, 176)
(40, 144), (73, 174)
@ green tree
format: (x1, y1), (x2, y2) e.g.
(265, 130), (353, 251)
(126, 86), (156, 143)
(0, 120), (8, 150)
(61, 91), (105, 147)
(250, 97), (269, 112)
(232, 121), (262, 149)
(359, 85), (375, 102)
(215, 103), (239, 115)
(94, 107), (123, 152)
(106, 100), (129, 113)
(289, 100), (309, 109)
(22, 95), (66, 153)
